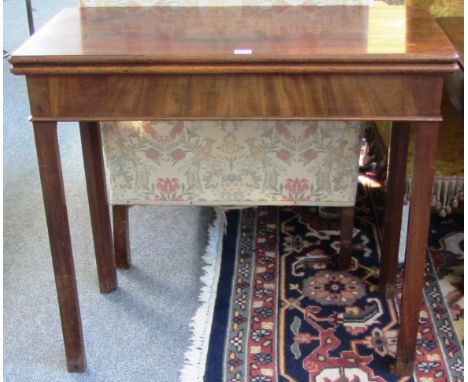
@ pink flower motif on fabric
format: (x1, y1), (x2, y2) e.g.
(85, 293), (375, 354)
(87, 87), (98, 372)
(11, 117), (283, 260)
(145, 148), (160, 162)
(282, 178), (311, 202)
(170, 148), (186, 163)
(154, 177), (184, 201)
(302, 148), (318, 163)
(276, 149), (292, 163)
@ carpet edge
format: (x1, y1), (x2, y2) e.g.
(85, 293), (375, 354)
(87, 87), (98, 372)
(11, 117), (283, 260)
(179, 208), (226, 382)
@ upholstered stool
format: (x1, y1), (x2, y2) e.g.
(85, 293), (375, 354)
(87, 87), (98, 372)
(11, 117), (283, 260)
(101, 120), (361, 269)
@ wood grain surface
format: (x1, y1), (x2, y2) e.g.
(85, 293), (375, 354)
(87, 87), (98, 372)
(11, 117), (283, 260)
(112, 205), (131, 270)
(338, 206), (354, 270)
(395, 121), (440, 375)
(33, 121), (86, 372)
(79, 121), (117, 293)
(26, 74), (445, 121)
(378, 122), (410, 298)
(10, 5), (458, 73)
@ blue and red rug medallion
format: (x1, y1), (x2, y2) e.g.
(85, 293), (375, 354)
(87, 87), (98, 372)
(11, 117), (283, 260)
(205, 188), (463, 382)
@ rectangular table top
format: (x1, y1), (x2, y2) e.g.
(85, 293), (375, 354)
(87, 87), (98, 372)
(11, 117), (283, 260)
(10, 4), (457, 69)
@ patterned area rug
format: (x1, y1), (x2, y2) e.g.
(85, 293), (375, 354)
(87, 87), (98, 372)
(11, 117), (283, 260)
(427, 215), (464, 344)
(205, 187), (464, 382)
(366, 182), (464, 345)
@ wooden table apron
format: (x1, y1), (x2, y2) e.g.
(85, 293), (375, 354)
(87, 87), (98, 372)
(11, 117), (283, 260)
(23, 68), (444, 375)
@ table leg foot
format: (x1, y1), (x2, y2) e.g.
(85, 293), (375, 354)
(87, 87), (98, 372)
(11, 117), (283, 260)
(67, 356), (87, 373)
(113, 205), (131, 269)
(80, 121), (117, 294)
(33, 121), (86, 372)
(394, 357), (415, 377)
(395, 122), (439, 376)
(378, 122), (410, 297)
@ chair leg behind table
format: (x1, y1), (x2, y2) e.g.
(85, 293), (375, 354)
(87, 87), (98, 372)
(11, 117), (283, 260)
(79, 121), (117, 293)
(379, 122), (410, 298)
(338, 206), (354, 270)
(33, 121), (86, 372)
(395, 122), (439, 376)
(113, 205), (131, 269)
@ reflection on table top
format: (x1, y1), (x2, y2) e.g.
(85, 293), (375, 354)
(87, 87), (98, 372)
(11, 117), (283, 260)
(11, 5), (458, 66)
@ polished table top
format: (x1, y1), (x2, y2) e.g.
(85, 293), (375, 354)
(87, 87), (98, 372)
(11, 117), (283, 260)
(11, 5), (457, 70)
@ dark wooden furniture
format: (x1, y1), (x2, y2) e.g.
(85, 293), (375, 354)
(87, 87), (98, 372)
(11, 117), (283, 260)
(10, 5), (458, 376)
(437, 17), (463, 67)
(437, 17), (463, 113)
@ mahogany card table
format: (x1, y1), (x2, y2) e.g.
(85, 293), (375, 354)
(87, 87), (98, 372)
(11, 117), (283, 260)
(9, 5), (458, 376)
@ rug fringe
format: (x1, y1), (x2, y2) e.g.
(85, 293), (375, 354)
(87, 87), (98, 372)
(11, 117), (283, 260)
(179, 208), (226, 382)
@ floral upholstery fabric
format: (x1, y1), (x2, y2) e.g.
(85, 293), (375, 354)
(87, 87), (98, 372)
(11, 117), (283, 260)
(80, 0), (364, 206)
(101, 121), (360, 206)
